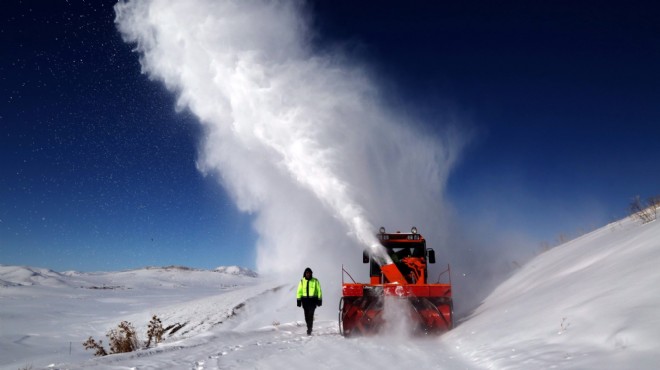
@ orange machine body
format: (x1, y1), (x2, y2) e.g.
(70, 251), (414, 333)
(339, 228), (453, 336)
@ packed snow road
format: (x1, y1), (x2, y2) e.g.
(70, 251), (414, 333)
(77, 320), (469, 370)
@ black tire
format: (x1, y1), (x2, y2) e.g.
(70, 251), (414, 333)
(338, 297), (345, 336)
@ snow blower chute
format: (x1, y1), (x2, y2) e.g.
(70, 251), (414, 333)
(339, 227), (453, 336)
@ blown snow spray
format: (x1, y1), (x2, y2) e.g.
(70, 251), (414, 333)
(115, 0), (456, 277)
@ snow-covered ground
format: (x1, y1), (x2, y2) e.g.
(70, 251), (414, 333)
(1, 214), (659, 369)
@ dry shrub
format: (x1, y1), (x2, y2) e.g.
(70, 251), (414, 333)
(84, 315), (174, 357)
(630, 195), (659, 224)
(107, 321), (139, 354)
(83, 336), (108, 357)
(146, 315), (164, 348)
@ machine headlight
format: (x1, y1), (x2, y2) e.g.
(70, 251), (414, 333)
(411, 226), (418, 234)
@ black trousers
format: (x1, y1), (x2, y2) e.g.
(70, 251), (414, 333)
(301, 299), (317, 331)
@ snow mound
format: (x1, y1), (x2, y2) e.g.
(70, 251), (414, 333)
(215, 265), (258, 277)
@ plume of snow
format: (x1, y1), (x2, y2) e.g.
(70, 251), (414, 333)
(115, 0), (464, 311)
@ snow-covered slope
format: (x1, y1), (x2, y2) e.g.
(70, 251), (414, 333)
(446, 215), (660, 369)
(1, 215), (659, 369)
(0, 265), (267, 370)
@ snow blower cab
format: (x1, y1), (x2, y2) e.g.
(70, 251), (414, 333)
(340, 227), (453, 336)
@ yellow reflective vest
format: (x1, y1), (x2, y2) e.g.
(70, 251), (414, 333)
(297, 277), (322, 300)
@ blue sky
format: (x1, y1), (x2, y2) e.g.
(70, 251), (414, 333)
(2, 0), (659, 272)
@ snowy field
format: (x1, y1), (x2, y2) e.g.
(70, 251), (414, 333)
(1, 214), (659, 370)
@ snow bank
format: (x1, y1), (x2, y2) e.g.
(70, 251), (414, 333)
(446, 216), (660, 368)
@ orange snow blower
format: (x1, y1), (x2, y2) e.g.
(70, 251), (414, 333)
(339, 227), (453, 336)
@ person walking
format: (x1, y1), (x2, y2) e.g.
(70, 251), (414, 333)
(296, 267), (322, 335)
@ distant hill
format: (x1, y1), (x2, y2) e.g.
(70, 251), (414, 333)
(214, 265), (258, 277)
(0, 264), (258, 289)
(0, 265), (70, 287)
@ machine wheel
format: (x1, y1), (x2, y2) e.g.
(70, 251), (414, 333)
(338, 297), (345, 336)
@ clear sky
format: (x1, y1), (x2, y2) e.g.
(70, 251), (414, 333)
(2, 0), (659, 272)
